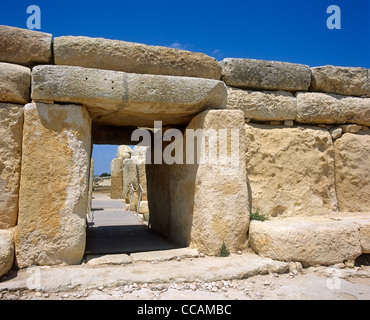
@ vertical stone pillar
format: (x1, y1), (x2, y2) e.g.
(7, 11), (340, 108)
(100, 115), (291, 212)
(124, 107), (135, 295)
(0, 103), (23, 229)
(147, 110), (250, 254)
(15, 103), (91, 267)
(88, 158), (94, 210)
(110, 157), (123, 199)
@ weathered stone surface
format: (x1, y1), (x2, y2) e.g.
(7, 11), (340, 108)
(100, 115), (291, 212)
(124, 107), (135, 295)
(117, 145), (132, 159)
(226, 86), (296, 121)
(130, 248), (199, 263)
(0, 229), (14, 277)
(86, 253), (132, 266)
(139, 201), (149, 214)
(245, 124), (337, 217)
(54, 36), (221, 80)
(147, 110), (249, 255)
(337, 214), (370, 254)
(122, 147), (148, 210)
(110, 158), (123, 199)
(0, 103), (23, 229)
(310, 65), (368, 96)
(296, 92), (370, 126)
(249, 216), (362, 266)
(0, 25), (52, 66)
(367, 69), (370, 98)
(15, 103), (92, 268)
(0, 63), (31, 104)
(220, 58), (311, 91)
(330, 127), (342, 140)
(32, 65), (227, 127)
(334, 133), (370, 212)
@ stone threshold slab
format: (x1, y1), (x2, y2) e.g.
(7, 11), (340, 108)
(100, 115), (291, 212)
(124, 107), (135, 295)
(0, 253), (288, 293)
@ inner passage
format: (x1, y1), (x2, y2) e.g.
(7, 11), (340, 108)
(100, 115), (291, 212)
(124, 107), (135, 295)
(84, 144), (179, 255)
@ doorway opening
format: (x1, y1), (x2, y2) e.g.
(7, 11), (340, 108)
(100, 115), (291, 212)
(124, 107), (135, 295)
(84, 143), (180, 257)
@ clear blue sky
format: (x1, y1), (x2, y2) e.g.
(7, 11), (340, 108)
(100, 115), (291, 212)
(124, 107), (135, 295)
(2, 0), (369, 174)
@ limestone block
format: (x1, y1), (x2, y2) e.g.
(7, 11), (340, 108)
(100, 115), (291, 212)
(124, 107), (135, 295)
(296, 92), (370, 126)
(110, 158), (123, 199)
(54, 36), (221, 80)
(122, 159), (136, 207)
(0, 25), (52, 66)
(122, 157), (146, 209)
(0, 63), (31, 104)
(0, 103), (23, 229)
(226, 86), (296, 121)
(147, 110), (249, 255)
(249, 217), (362, 266)
(310, 65), (368, 96)
(117, 145), (132, 159)
(138, 201), (149, 214)
(220, 58), (311, 91)
(31, 65), (227, 127)
(0, 229), (14, 277)
(334, 133), (370, 212)
(15, 103), (91, 268)
(367, 69), (370, 98)
(338, 215), (370, 254)
(244, 124), (337, 217)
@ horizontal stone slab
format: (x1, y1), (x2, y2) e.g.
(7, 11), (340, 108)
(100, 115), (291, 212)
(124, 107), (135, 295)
(337, 214), (370, 253)
(0, 25), (52, 66)
(86, 254), (132, 266)
(249, 216), (363, 266)
(220, 58), (311, 91)
(296, 92), (370, 126)
(0, 62), (31, 104)
(31, 65), (227, 127)
(310, 65), (368, 96)
(54, 36), (221, 80)
(130, 248), (199, 263)
(226, 86), (296, 121)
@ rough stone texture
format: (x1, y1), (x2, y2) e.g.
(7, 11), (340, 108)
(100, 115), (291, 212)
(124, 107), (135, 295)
(117, 145), (132, 159)
(130, 248), (199, 263)
(32, 65), (227, 127)
(226, 86), (296, 121)
(334, 133), (370, 212)
(0, 63), (31, 104)
(249, 217), (362, 266)
(110, 158), (123, 199)
(367, 69), (370, 98)
(0, 25), (52, 66)
(220, 58), (311, 91)
(0, 229), (14, 277)
(296, 92), (370, 126)
(139, 201), (149, 214)
(122, 148), (148, 210)
(54, 36), (221, 80)
(310, 65), (368, 96)
(0, 103), (23, 229)
(337, 214), (370, 254)
(244, 124), (337, 217)
(86, 254), (132, 266)
(147, 110), (249, 255)
(15, 103), (92, 268)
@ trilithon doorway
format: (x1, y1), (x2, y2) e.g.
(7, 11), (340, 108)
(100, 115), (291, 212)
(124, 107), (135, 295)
(84, 144), (180, 256)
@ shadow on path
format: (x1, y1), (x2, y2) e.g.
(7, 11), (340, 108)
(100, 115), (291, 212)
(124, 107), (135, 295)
(85, 199), (180, 255)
